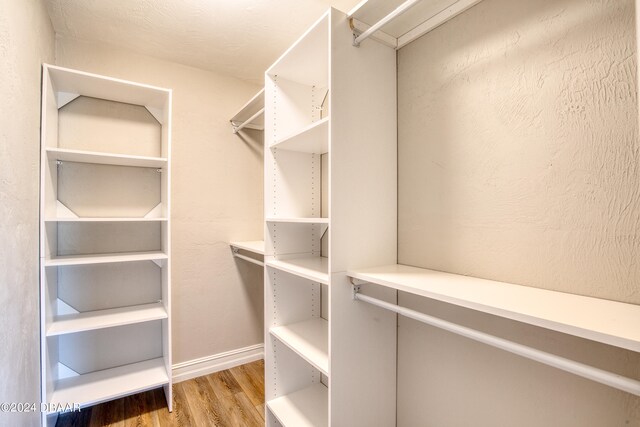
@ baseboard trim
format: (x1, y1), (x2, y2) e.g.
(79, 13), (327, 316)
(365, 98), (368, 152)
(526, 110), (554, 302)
(172, 343), (264, 383)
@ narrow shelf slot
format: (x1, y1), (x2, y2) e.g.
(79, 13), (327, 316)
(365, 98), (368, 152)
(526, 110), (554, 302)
(229, 240), (265, 255)
(267, 383), (328, 427)
(45, 251), (168, 267)
(266, 218), (329, 224)
(46, 147), (167, 168)
(270, 117), (329, 154)
(348, 264), (640, 352)
(47, 302), (167, 336)
(266, 256), (329, 285)
(49, 357), (169, 411)
(270, 318), (329, 376)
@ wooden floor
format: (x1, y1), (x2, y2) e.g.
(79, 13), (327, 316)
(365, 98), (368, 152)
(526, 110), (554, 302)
(56, 359), (265, 427)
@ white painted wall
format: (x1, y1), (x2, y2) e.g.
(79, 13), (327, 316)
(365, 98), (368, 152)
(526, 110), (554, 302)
(397, 0), (640, 424)
(0, 0), (55, 425)
(55, 37), (265, 367)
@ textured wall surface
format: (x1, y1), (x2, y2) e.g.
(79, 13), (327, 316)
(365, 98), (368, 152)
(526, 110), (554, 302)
(397, 0), (640, 424)
(45, 0), (361, 84)
(0, 0), (55, 425)
(55, 36), (265, 365)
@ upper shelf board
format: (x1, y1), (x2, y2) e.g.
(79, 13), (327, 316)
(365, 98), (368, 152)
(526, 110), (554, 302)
(45, 64), (170, 111)
(348, 264), (640, 352)
(229, 240), (265, 255)
(270, 117), (329, 154)
(266, 12), (329, 87)
(230, 89), (265, 132)
(47, 147), (167, 168)
(349, 0), (485, 49)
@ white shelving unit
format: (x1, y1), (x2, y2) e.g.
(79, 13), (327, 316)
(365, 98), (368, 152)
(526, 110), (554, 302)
(264, 8), (397, 426)
(40, 64), (172, 425)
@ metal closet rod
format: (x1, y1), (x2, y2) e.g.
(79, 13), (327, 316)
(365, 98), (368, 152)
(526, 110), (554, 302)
(351, 0), (424, 46)
(231, 107), (264, 134)
(232, 251), (265, 267)
(352, 285), (640, 397)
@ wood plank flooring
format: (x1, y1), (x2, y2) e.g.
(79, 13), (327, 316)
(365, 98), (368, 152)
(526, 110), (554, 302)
(56, 359), (265, 427)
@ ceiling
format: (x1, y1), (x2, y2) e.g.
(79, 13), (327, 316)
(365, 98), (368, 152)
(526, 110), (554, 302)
(45, 0), (362, 85)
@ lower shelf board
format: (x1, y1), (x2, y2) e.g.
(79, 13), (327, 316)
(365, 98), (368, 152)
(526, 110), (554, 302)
(49, 358), (170, 412)
(270, 318), (329, 375)
(45, 251), (168, 267)
(267, 383), (328, 427)
(266, 256), (329, 284)
(47, 302), (168, 336)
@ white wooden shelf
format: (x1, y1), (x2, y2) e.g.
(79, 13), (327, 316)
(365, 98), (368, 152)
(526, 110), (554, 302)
(349, 0), (484, 49)
(348, 264), (640, 352)
(49, 357), (169, 410)
(230, 88), (265, 132)
(230, 240), (265, 255)
(45, 217), (168, 222)
(267, 383), (328, 427)
(47, 302), (168, 336)
(266, 218), (329, 224)
(266, 256), (329, 285)
(270, 318), (329, 375)
(45, 251), (168, 267)
(46, 147), (167, 168)
(270, 117), (329, 154)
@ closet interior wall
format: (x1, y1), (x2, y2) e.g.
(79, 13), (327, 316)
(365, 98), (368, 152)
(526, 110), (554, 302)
(54, 37), (265, 368)
(0, 1), (54, 426)
(397, 0), (640, 424)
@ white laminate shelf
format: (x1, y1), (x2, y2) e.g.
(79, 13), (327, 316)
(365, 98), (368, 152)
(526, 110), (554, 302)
(49, 357), (169, 411)
(47, 302), (168, 336)
(266, 256), (329, 285)
(348, 264), (640, 352)
(267, 383), (328, 427)
(270, 318), (329, 376)
(229, 240), (265, 255)
(349, 0), (485, 49)
(266, 217), (329, 224)
(46, 147), (167, 168)
(45, 217), (168, 222)
(270, 117), (329, 154)
(45, 251), (168, 267)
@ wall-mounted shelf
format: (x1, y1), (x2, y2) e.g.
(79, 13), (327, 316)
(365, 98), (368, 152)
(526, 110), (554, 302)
(45, 217), (168, 222)
(270, 117), (329, 154)
(49, 357), (170, 411)
(230, 88), (265, 133)
(270, 318), (329, 375)
(266, 257), (329, 285)
(349, 0), (484, 49)
(266, 217), (329, 224)
(46, 147), (167, 168)
(47, 302), (168, 336)
(230, 240), (265, 255)
(44, 251), (168, 267)
(267, 383), (328, 427)
(348, 264), (640, 352)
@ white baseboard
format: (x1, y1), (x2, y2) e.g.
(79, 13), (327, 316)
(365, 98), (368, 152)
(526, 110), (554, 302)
(172, 343), (264, 383)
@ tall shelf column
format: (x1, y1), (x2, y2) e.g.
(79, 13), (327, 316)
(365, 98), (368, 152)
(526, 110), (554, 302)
(39, 64), (173, 425)
(263, 8), (397, 426)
